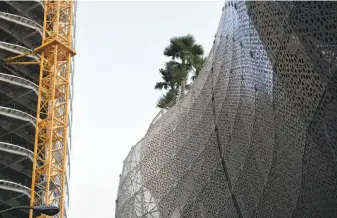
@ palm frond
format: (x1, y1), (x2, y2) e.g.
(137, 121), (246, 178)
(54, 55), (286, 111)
(190, 56), (206, 81)
(165, 60), (181, 69)
(165, 61), (189, 85)
(191, 44), (204, 56)
(159, 68), (172, 81)
(156, 89), (178, 108)
(164, 37), (182, 59)
(181, 34), (195, 47)
(155, 82), (168, 90)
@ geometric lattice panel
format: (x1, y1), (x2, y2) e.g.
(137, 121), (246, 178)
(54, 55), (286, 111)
(115, 1), (337, 217)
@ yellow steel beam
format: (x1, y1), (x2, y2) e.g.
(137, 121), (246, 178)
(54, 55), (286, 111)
(5, 52), (33, 62)
(5, 39), (76, 63)
(5, 1), (76, 218)
(6, 62), (40, 65)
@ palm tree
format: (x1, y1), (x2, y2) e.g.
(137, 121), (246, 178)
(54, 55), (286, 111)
(154, 34), (205, 108)
(163, 34), (204, 97)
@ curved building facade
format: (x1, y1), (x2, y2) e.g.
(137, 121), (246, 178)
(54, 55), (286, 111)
(0, 1), (76, 217)
(116, 1), (337, 218)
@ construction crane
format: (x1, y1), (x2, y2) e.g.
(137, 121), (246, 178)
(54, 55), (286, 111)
(5, 0), (76, 217)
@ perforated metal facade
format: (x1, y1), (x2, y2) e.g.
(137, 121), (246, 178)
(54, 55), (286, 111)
(116, 1), (337, 217)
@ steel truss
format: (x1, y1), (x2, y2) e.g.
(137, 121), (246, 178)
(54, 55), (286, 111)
(5, 1), (76, 218)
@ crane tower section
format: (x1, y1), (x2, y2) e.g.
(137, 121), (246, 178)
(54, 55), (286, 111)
(30, 1), (76, 218)
(5, 1), (77, 218)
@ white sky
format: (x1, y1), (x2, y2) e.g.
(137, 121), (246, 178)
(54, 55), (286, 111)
(69, 1), (224, 217)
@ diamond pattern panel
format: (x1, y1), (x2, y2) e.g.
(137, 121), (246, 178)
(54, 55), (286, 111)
(116, 1), (337, 217)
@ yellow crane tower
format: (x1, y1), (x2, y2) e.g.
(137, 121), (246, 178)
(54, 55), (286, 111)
(5, 0), (76, 217)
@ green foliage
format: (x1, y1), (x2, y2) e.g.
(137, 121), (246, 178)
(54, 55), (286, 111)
(156, 89), (178, 108)
(155, 34), (205, 108)
(154, 66), (176, 90)
(191, 56), (206, 81)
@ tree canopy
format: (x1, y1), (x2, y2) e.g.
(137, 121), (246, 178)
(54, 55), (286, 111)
(155, 34), (205, 108)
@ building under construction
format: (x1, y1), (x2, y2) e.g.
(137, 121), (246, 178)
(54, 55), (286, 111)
(0, 1), (76, 217)
(116, 1), (337, 217)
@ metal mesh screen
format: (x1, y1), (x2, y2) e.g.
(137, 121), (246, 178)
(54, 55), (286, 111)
(115, 1), (337, 217)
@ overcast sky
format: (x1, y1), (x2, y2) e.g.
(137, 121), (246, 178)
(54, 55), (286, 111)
(68, 1), (224, 217)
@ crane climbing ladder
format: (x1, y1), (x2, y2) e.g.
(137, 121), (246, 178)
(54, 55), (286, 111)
(5, 1), (76, 217)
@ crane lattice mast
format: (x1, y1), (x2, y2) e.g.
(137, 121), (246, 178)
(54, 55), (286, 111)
(5, 1), (76, 217)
